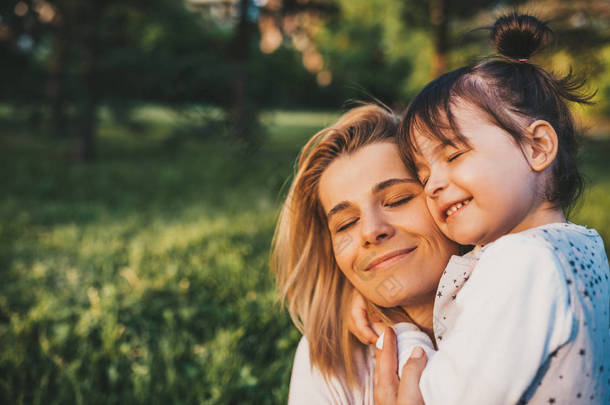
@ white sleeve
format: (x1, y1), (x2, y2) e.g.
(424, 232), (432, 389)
(376, 322), (436, 378)
(419, 236), (576, 405)
(287, 337), (336, 405)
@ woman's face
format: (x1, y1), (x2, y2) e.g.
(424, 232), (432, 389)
(318, 142), (459, 307)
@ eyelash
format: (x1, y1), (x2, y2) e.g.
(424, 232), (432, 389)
(337, 219), (357, 233)
(385, 196), (414, 207)
(334, 196), (414, 233)
(448, 151), (464, 162)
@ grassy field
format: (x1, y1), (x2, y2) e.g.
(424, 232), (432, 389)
(0, 107), (608, 404)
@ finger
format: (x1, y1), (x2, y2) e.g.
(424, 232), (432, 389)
(355, 308), (379, 344)
(351, 292), (378, 344)
(371, 321), (386, 338)
(374, 327), (399, 404)
(373, 347), (382, 386)
(378, 327), (398, 380)
(352, 323), (377, 346)
(369, 309), (382, 323)
(347, 309), (370, 345)
(396, 346), (428, 405)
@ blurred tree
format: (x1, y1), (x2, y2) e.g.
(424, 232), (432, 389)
(227, 0), (338, 144)
(253, 0), (535, 103)
(400, 0), (529, 78)
(0, 0), (229, 160)
(0, 0), (608, 161)
(228, 0), (260, 145)
(0, 1), (48, 122)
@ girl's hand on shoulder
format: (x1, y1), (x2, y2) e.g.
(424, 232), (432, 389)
(347, 290), (380, 345)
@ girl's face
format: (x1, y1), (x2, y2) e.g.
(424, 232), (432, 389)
(318, 142), (459, 308)
(413, 103), (540, 246)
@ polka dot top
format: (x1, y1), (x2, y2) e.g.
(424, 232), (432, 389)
(419, 222), (610, 405)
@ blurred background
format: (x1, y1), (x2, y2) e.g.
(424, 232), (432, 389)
(0, 0), (608, 403)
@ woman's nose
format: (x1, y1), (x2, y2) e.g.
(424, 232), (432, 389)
(360, 211), (395, 247)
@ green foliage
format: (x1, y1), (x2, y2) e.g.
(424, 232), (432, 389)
(0, 107), (329, 404)
(589, 45), (610, 117)
(571, 136), (610, 245)
(316, 0), (421, 102)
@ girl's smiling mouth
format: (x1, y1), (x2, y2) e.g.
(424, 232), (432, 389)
(441, 198), (472, 222)
(363, 247), (418, 271)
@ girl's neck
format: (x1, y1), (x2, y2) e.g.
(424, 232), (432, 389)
(510, 201), (566, 236)
(478, 202), (566, 248)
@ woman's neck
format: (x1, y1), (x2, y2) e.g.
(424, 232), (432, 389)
(401, 293), (436, 343)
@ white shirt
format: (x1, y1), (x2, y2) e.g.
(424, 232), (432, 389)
(420, 222), (610, 405)
(287, 336), (375, 405)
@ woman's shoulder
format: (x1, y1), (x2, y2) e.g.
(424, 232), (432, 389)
(290, 336), (315, 380)
(288, 336), (374, 405)
(289, 337), (332, 404)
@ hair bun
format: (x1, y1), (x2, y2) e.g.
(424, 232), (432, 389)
(491, 13), (553, 61)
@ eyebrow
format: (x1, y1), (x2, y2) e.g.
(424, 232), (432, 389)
(326, 201), (350, 220)
(372, 178), (418, 194)
(418, 141), (453, 159)
(326, 178), (417, 220)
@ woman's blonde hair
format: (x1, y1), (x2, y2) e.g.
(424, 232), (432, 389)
(271, 104), (412, 389)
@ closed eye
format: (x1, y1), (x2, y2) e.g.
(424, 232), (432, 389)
(448, 151), (465, 162)
(337, 219), (358, 232)
(385, 196), (414, 208)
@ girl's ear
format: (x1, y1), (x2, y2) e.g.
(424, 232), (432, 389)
(523, 120), (559, 172)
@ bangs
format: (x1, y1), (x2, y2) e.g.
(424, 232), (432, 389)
(399, 62), (530, 171)
(398, 67), (471, 169)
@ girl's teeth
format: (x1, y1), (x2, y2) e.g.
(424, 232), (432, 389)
(445, 199), (471, 218)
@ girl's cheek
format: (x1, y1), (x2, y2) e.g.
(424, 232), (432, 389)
(424, 197), (443, 227)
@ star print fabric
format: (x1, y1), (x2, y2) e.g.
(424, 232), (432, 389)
(420, 222), (610, 405)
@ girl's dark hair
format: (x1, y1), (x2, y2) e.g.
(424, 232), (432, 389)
(400, 13), (594, 212)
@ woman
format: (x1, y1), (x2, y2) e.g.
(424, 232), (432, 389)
(271, 104), (460, 404)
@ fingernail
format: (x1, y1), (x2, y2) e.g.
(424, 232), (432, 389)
(411, 346), (424, 359)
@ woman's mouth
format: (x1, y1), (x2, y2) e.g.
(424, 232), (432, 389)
(364, 247), (417, 271)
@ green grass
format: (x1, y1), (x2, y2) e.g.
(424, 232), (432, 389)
(0, 107), (608, 404)
(572, 136), (610, 245)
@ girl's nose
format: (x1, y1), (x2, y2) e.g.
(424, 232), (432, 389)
(360, 210), (395, 247)
(424, 168), (448, 198)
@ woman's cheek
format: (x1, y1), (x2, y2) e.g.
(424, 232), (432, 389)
(333, 233), (357, 274)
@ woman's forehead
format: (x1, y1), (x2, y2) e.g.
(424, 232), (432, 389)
(318, 143), (416, 209)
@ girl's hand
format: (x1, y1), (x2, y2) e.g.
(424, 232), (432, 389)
(347, 290), (380, 345)
(374, 327), (427, 405)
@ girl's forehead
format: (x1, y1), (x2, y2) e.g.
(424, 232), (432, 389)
(412, 129), (466, 158)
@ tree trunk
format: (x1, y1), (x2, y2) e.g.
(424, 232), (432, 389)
(73, 4), (101, 162)
(429, 0), (448, 78)
(48, 30), (69, 135)
(228, 0), (257, 143)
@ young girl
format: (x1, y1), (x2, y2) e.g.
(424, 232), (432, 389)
(356, 13), (610, 404)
